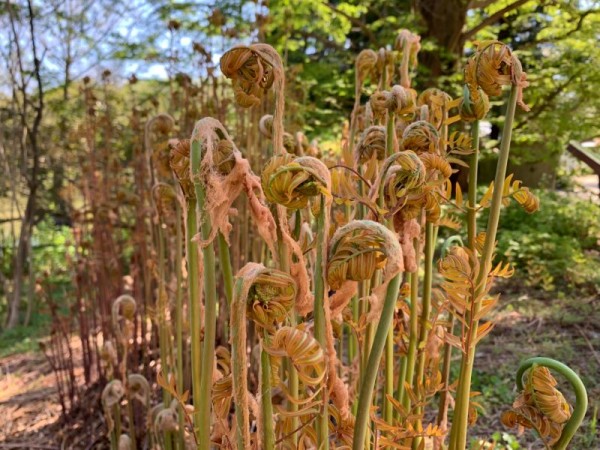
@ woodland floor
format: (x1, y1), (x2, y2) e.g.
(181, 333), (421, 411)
(0, 288), (598, 450)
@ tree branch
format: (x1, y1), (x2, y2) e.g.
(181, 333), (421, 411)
(527, 8), (599, 46)
(514, 69), (582, 130)
(324, 2), (377, 45)
(463, 0), (531, 40)
(468, 0), (500, 10)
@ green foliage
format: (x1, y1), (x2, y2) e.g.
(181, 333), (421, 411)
(0, 312), (49, 357)
(491, 190), (600, 291)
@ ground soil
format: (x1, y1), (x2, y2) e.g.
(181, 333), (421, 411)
(1, 289), (598, 449)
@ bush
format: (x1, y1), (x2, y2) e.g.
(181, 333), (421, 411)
(490, 190), (600, 291)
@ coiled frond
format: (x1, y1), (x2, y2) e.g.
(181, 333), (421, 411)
(100, 340), (118, 371)
(169, 139), (194, 199)
(327, 219), (404, 319)
(152, 182), (180, 228)
(155, 400), (179, 432)
(263, 326), (326, 387)
(220, 44), (280, 108)
(261, 154), (331, 210)
(102, 380), (125, 433)
(190, 117), (278, 252)
(418, 88), (452, 128)
(370, 85), (417, 120)
(401, 120), (440, 154)
(380, 150), (426, 210)
(459, 83), (490, 122)
(465, 40), (529, 111)
(247, 268), (296, 331)
(356, 49), (379, 93)
(127, 374), (150, 406)
(112, 295), (136, 345)
(529, 366), (572, 424)
(355, 125), (387, 165)
(502, 365), (573, 446)
(394, 29), (421, 88)
(145, 114), (175, 180)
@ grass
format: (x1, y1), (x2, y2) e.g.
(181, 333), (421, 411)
(0, 313), (49, 358)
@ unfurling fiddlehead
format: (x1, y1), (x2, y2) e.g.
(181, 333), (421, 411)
(111, 295), (137, 383)
(355, 125), (387, 165)
(112, 295), (136, 346)
(246, 267), (296, 332)
(395, 29), (421, 89)
(169, 139), (194, 199)
(259, 114), (297, 154)
(220, 45), (277, 108)
(401, 120), (440, 154)
(261, 153), (330, 210)
(502, 357), (588, 450)
(145, 114), (175, 181)
(127, 374), (150, 406)
(102, 379), (125, 445)
(220, 43), (287, 154)
(380, 150), (426, 210)
(464, 40), (530, 112)
(369, 85), (417, 122)
(327, 220), (403, 321)
(229, 263), (297, 450)
(263, 326), (326, 388)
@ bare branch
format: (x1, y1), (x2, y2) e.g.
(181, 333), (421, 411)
(463, 0), (532, 40)
(526, 8), (600, 47)
(324, 2), (377, 45)
(468, 0), (500, 9)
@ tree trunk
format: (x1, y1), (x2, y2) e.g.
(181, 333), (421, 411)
(6, 195), (35, 329)
(416, 0), (469, 86)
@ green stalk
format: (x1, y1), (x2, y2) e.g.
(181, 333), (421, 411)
(439, 122), (480, 429)
(261, 337), (275, 450)
(394, 346), (408, 421)
(217, 232), (234, 346)
(313, 196), (329, 449)
(383, 110), (396, 427)
(174, 203), (185, 450)
(231, 276), (250, 450)
(191, 140), (218, 450)
(437, 314), (455, 426)
(114, 405), (122, 446)
(449, 86), (519, 450)
(288, 316), (300, 447)
(399, 236), (422, 409)
(157, 226), (173, 450)
(414, 223), (434, 383)
(412, 222), (435, 449)
(467, 121), (480, 249)
(218, 232), (234, 305)
(516, 357), (588, 450)
(185, 198), (202, 442)
(345, 204), (358, 381)
(277, 208), (300, 446)
(352, 273), (402, 450)
(383, 323), (394, 425)
(351, 293), (360, 416)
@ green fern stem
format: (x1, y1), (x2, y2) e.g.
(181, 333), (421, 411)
(352, 272), (402, 450)
(191, 139), (218, 450)
(516, 357), (588, 450)
(448, 85), (519, 450)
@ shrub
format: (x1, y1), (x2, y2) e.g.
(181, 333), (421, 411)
(492, 190), (600, 291)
